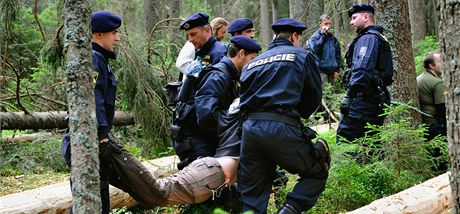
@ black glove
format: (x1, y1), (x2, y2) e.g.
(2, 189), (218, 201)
(313, 138), (331, 171)
(340, 96), (352, 115)
(99, 139), (122, 160)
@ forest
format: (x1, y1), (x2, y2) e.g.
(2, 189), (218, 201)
(0, 0), (459, 213)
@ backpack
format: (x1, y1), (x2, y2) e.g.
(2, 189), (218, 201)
(345, 29), (393, 86)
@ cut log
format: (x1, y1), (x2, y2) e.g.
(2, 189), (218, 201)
(0, 111), (134, 130)
(1, 133), (53, 143)
(0, 155), (179, 214)
(348, 172), (452, 214)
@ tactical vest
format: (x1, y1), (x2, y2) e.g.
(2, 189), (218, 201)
(345, 29), (393, 86)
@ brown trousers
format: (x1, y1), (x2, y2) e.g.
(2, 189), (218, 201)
(109, 143), (226, 206)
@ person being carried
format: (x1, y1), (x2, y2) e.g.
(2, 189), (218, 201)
(100, 36), (263, 208)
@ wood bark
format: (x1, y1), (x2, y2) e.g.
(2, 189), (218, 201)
(63, 0), (101, 212)
(143, 0), (163, 36)
(272, 0), (279, 24)
(0, 156), (179, 214)
(331, 0), (353, 44)
(408, 0), (427, 42)
(370, 0), (421, 125)
(425, 0), (440, 37)
(0, 111), (134, 130)
(259, 0), (272, 45)
(439, 1), (460, 213)
(289, 0), (324, 41)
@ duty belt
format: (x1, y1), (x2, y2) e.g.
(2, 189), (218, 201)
(247, 112), (301, 128)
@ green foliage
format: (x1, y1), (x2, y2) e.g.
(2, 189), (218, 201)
(183, 0), (213, 18)
(116, 43), (172, 157)
(413, 36), (439, 75)
(309, 102), (448, 213)
(360, 102), (447, 178)
(0, 134), (68, 176)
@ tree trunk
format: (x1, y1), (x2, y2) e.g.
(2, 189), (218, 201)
(63, 0), (101, 212)
(425, 0), (440, 37)
(272, 0), (278, 23)
(289, 0), (324, 43)
(0, 111), (134, 130)
(370, 0), (421, 125)
(169, 0), (180, 19)
(408, 0), (427, 42)
(259, 0), (272, 45)
(331, 0), (353, 52)
(439, 1), (460, 213)
(143, 0), (163, 36)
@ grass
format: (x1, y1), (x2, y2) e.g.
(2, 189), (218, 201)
(0, 171), (68, 195)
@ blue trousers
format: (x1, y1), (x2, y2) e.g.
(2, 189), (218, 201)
(238, 119), (328, 214)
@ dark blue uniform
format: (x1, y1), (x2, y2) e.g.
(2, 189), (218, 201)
(93, 43), (118, 140)
(195, 56), (239, 148)
(195, 36), (227, 66)
(238, 38), (328, 213)
(171, 36), (227, 169)
(337, 25), (393, 142)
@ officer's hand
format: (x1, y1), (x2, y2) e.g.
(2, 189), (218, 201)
(99, 139), (122, 159)
(333, 72), (340, 81)
(313, 138), (331, 171)
(340, 96), (351, 115)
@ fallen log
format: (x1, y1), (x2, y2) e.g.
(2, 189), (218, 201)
(1, 132), (53, 144)
(0, 155), (179, 214)
(0, 111), (134, 130)
(348, 172), (452, 214)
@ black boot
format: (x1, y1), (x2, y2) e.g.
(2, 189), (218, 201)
(277, 203), (298, 214)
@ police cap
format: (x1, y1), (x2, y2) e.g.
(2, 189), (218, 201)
(348, 4), (375, 18)
(91, 10), (122, 33)
(230, 36), (261, 53)
(180, 12), (209, 30)
(271, 18), (307, 34)
(228, 18), (253, 34)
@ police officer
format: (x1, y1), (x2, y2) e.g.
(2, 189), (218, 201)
(172, 12), (228, 169)
(228, 18), (256, 39)
(195, 35), (260, 155)
(180, 12), (227, 66)
(337, 4), (394, 143)
(238, 18), (330, 214)
(61, 10), (123, 214)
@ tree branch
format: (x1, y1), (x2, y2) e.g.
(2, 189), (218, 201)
(33, 0), (46, 41)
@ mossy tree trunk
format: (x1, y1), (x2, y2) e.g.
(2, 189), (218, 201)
(64, 0), (101, 213)
(439, 0), (460, 212)
(371, 0), (421, 125)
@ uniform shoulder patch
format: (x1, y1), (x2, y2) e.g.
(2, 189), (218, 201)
(358, 47), (367, 57)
